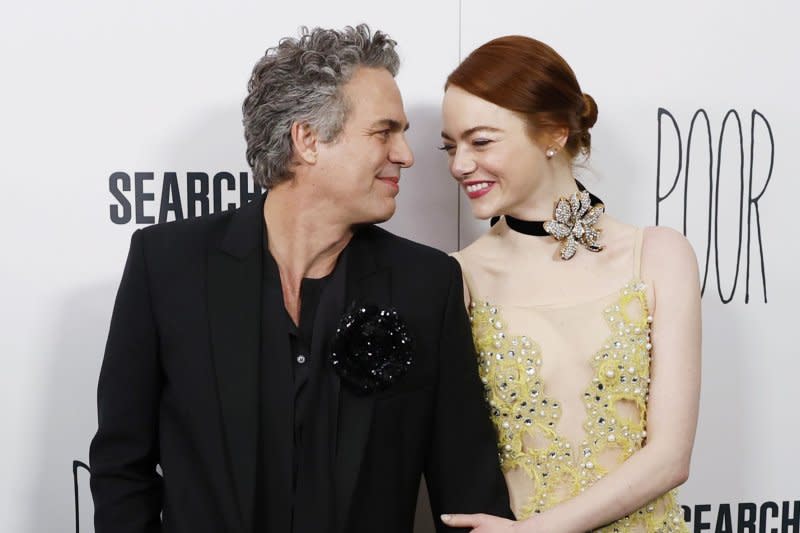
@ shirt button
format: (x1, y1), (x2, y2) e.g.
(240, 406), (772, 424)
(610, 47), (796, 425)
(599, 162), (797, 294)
(296, 354), (307, 364)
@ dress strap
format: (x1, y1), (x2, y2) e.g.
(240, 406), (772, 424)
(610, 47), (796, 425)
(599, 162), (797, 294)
(632, 227), (644, 279)
(451, 251), (480, 303)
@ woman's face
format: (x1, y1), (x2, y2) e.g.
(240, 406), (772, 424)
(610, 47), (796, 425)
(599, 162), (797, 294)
(440, 86), (550, 220)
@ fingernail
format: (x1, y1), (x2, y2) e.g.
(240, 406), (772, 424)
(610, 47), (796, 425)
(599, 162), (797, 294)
(441, 514), (451, 522)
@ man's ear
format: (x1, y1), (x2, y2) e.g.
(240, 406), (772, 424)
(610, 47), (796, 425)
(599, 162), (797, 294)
(290, 121), (319, 164)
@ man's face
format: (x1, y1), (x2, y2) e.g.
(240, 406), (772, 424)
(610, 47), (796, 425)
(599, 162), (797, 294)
(313, 67), (414, 225)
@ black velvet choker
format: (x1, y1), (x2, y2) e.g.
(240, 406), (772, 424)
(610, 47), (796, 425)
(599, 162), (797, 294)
(490, 181), (603, 236)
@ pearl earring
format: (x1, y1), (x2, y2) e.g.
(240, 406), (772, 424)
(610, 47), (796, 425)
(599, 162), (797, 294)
(545, 147), (558, 159)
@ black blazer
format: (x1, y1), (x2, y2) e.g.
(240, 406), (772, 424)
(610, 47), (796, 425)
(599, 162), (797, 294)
(89, 195), (511, 533)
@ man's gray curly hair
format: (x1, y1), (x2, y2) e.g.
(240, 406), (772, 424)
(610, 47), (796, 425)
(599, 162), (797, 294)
(242, 24), (400, 189)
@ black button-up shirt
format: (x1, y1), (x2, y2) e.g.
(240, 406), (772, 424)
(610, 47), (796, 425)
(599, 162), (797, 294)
(255, 226), (335, 532)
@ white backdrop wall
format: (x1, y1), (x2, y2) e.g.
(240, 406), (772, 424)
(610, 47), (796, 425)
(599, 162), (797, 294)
(1, 1), (797, 532)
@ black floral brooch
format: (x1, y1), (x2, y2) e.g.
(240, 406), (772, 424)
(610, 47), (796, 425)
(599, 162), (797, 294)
(329, 303), (414, 395)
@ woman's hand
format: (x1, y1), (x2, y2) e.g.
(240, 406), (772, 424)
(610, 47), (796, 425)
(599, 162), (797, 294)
(441, 513), (517, 532)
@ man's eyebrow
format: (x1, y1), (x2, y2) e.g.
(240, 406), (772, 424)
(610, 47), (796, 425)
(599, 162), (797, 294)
(440, 126), (502, 140)
(371, 119), (410, 132)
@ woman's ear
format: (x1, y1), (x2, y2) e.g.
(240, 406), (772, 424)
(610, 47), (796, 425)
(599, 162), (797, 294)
(540, 126), (570, 159)
(550, 126), (569, 150)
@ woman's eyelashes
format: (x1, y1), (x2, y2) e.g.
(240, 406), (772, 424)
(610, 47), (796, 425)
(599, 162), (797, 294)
(437, 138), (494, 153)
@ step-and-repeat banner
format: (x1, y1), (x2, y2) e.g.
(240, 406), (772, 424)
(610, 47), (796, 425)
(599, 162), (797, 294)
(2, 1), (797, 532)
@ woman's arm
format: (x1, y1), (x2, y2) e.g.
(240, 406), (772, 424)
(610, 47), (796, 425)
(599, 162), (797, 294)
(444, 226), (702, 533)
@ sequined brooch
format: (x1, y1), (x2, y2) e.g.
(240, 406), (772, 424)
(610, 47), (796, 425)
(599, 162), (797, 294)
(329, 302), (414, 395)
(543, 190), (605, 260)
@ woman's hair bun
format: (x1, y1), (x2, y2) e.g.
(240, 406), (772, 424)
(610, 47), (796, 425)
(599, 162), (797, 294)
(580, 93), (598, 130)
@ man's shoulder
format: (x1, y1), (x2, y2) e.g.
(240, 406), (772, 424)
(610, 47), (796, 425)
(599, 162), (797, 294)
(134, 204), (244, 260)
(360, 225), (455, 273)
(138, 209), (229, 239)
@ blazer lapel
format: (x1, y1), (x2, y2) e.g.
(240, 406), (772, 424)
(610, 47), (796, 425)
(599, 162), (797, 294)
(207, 195), (264, 533)
(333, 229), (392, 533)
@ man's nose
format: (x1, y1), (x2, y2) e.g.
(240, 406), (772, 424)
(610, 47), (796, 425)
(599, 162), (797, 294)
(390, 134), (414, 168)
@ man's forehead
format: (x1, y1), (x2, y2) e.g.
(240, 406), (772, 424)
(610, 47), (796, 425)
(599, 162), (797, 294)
(369, 118), (410, 131)
(349, 98), (409, 131)
(341, 67), (408, 127)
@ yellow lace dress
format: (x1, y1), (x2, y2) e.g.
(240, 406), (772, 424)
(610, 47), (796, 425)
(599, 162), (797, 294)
(454, 227), (687, 533)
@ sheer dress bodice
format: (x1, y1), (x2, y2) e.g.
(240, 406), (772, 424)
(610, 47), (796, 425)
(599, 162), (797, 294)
(454, 227), (687, 533)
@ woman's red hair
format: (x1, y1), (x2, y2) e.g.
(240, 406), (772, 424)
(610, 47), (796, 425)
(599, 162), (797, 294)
(446, 35), (597, 158)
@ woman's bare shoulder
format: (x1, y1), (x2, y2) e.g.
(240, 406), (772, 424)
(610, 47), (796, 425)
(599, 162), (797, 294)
(641, 225), (700, 288)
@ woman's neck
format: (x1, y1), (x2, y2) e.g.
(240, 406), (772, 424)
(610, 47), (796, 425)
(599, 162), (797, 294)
(504, 164), (578, 221)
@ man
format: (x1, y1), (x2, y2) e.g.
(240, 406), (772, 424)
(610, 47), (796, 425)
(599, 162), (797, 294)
(89, 24), (511, 533)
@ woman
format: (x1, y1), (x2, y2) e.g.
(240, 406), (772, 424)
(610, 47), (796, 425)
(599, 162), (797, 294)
(439, 36), (701, 533)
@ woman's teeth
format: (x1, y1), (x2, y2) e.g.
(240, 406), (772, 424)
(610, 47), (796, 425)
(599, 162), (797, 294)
(466, 182), (491, 193)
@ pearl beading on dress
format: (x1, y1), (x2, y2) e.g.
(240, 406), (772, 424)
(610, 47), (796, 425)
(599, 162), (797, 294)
(469, 280), (687, 532)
